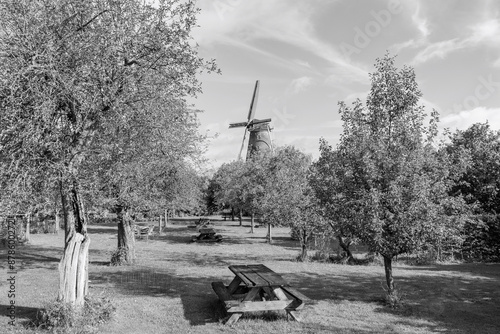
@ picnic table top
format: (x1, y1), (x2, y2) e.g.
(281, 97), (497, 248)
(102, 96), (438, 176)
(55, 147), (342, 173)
(228, 264), (289, 287)
(199, 228), (216, 234)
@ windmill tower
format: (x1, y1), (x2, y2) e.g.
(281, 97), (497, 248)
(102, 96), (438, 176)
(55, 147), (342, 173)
(229, 80), (273, 160)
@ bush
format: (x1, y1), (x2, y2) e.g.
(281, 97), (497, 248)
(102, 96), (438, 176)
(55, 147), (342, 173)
(35, 295), (115, 334)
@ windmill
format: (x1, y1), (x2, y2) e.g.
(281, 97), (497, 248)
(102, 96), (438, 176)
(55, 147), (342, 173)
(229, 80), (273, 160)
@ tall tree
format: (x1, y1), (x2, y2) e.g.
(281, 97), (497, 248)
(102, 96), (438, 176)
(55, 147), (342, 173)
(445, 123), (500, 261)
(0, 0), (216, 306)
(326, 54), (466, 296)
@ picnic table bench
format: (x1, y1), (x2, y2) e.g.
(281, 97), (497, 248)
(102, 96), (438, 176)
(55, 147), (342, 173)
(212, 264), (310, 325)
(191, 227), (222, 243)
(134, 225), (154, 240)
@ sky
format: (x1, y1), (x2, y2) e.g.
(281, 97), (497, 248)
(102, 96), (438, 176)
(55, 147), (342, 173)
(188, 0), (500, 169)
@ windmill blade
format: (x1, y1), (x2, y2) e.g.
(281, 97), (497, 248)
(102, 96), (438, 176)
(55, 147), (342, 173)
(250, 118), (272, 126)
(247, 80), (260, 122)
(237, 128), (248, 160)
(229, 121), (248, 128)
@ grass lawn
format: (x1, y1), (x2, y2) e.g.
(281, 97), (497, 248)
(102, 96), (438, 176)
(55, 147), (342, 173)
(2, 216), (500, 333)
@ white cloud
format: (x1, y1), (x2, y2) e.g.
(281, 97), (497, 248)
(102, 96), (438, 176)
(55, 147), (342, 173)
(288, 76), (313, 94)
(440, 107), (500, 131)
(410, 17), (500, 65)
(411, 38), (462, 65)
(390, 0), (429, 54)
(193, 0), (368, 83)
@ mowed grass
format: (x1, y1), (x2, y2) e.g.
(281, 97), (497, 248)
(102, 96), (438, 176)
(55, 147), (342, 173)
(1, 217), (500, 334)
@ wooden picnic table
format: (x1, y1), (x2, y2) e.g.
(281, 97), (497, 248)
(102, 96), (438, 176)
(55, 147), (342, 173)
(212, 264), (310, 325)
(191, 227), (222, 242)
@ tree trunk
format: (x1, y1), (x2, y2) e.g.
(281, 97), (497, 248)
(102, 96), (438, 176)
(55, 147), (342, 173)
(250, 212), (255, 234)
(337, 235), (354, 261)
(383, 255), (394, 294)
(59, 180), (72, 241)
(58, 184), (90, 308)
(267, 223), (273, 244)
(113, 205), (135, 265)
(231, 207), (235, 221)
(24, 214), (31, 243)
(298, 228), (308, 261)
(164, 209), (168, 227)
(238, 209), (242, 226)
(54, 191), (60, 235)
(55, 211), (60, 235)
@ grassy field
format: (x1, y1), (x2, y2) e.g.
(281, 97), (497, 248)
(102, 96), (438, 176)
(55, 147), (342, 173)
(2, 217), (500, 334)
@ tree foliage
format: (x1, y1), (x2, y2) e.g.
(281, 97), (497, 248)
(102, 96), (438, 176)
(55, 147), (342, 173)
(316, 54), (467, 293)
(0, 0), (215, 304)
(260, 146), (325, 260)
(445, 123), (500, 261)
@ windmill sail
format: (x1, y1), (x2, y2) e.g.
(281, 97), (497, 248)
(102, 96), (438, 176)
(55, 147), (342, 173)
(229, 80), (273, 160)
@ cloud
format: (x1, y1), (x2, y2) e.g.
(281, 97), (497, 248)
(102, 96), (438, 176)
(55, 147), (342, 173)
(440, 107), (500, 131)
(193, 0), (368, 83)
(288, 76), (313, 94)
(411, 38), (463, 65)
(410, 17), (500, 65)
(390, 0), (430, 53)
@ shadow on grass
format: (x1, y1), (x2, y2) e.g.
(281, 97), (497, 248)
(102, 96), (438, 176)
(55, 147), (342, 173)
(87, 226), (117, 234)
(1, 304), (41, 326)
(283, 266), (500, 334)
(6, 246), (62, 271)
(89, 267), (224, 326)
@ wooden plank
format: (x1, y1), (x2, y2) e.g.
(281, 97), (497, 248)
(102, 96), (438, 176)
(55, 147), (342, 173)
(211, 282), (236, 302)
(228, 265), (254, 286)
(287, 310), (302, 322)
(227, 276), (242, 294)
(246, 264), (288, 286)
(242, 287), (261, 302)
(233, 264), (271, 287)
(225, 313), (242, 325)
(227, 300), (293, 313)
(280, 286), (310, 302)
(272, 287), (289, 301)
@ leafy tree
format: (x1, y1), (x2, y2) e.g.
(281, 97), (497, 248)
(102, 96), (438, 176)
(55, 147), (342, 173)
(310, 139), (360, 262)
(445, 123), (500, 261)
(240, 153), (271, 234)
(211, 160), (246, 224)
(326, 54), (466, 295)
(0, 0), (215, 306)
(86, 98), (207, 265)
(260, 146), (324, 259)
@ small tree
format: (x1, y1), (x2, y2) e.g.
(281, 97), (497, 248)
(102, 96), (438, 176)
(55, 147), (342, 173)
(330, 54), (466, 295)
(259, 146), (324, 258)
(310, 139), (359, 262)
